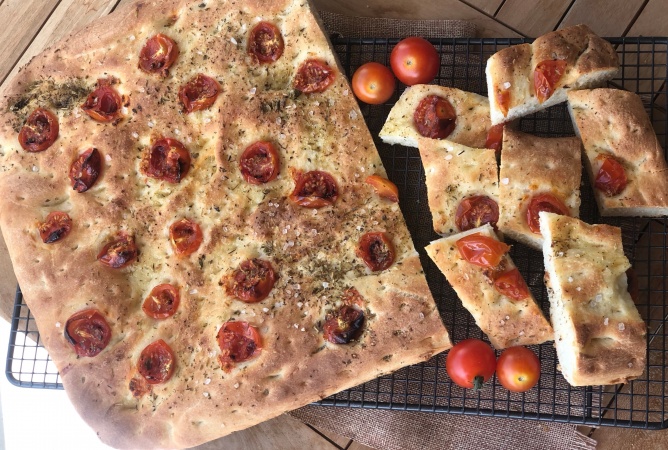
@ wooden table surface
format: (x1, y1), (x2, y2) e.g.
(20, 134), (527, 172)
(0, 0), (666, 449)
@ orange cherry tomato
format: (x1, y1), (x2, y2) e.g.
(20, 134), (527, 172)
(413, 95), (457, 139)
(142, 284), (180, 319)
(534, 60), (567, 104)
(248, 21), (284, 63)
(169, 218), (203, 256)
(496, 346), (541, 392)
(495, 86), (511, 117)
(446, 338), (496, 390)
(493, 268), (530, 300)
(352, 62), (396, 105)
(485, 123), (504, 154)
(526, 193), (569, 234)
(138, 339), (175, 384)
(38, 211), (72, 244)
(217, 321), (262, 372)
(390, 37), (440, 86)
(365, 175), (399, 202)
(64, 309), (112, 358)
(357, 232), (396, 272)
(595, 155), (628, 197)
(18, 108), (59, 152)
(456, 233), (509, 268)
(455, 195), (499, 232)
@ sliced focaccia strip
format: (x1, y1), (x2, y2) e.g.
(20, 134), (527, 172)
(418, 137), (499, 236)
(426, 224), (553, 349)
(379, 84), (493, 148)
(568, 88), (668, 216)
(498, 129), (581, 250)
(539, 212), (646, 386)
(486, 24), (619, 125)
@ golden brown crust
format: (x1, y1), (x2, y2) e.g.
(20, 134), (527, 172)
(417, 138), (498, 236)
(0, 1), (451, 448)
(498, 129), (581, 250)
(568, 88), (668, 216)
(486, 25), (618, 124)
(379, 84), (491, 148)
(540, 213), (646, 386)
(426, 224), (553, 349)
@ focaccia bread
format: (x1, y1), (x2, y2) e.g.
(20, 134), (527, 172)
(498, 129), (581, 250)
(486, 24), (619, 125)
(568, 88), (668, 216)
(379, 84), (492, 148)
(417, 137), (499, 236)
(0, 1), (452, 448)
(539, 212), (646, 386)
(426, 224), (553, 349)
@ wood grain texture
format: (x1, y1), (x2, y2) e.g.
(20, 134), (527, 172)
(626, 0), (668, 36)
(0, 0), (59, 84)
(558, 0), (645, 36)
(495, 0), (572, 36)
(463, 0), (505, 15)
(311, 0), (520, 37)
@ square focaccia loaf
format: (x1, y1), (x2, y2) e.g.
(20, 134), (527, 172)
(540, 212), (646, 386)
(486, 24), (619, 125)
(498, 129), (581, 250)
(417, 137), (499, 236)
(0, 0), (452, 448)
(426, 224), (553, 349)
(379, 84), (492, 148)
(568, 88), (668, 216)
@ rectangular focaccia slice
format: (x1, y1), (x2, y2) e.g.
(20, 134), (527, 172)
(426, 224), (553, 349)
(379, 84), (491, 148)
(539, 212), (646, 386)
(498, 129), (581, 250)
(418, 137), (498, 236)
(568, 88), (668, 216)
(486, 24), (619, 125)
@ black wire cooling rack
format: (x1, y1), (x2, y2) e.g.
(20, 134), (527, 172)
(6, 37), (668, 429)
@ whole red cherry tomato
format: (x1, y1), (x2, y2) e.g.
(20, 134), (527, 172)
(496, 346), (541, 392)
(352, 62), (396, 104)
(446, 338), (496, 390)
(390, 37), (440, 86)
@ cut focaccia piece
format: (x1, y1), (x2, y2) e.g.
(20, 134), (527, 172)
(568, 88), (668, 216)
(426, 224), (553, 349)
(418, 137), (499, 236)
(540, 212), (646, 386)
(486, 24), (619, 125)
(498, 129), (581, 250)
(380, 84), (492, 148)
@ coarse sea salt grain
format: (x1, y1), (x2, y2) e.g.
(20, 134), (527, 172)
(619, 323), (625, 331)
(132, 132), (139, 139)
(249, 87), (257, 95)
(105, 154), (112, 162)
(262, 307), (269, 313)
(233, 383), (240, 389)
(230, 37), (238, 45)
(604, 317), (609, 326)
(501, 177), (509, 185)
(568, 276), (574, 282)
(148, 121), (155, 128)
(55, 322), (61, 328)
(204, 378), (211, 385)
(32, 166), (39, 172)
(503, 81), (511, 89)
(445, 154), (453, 161)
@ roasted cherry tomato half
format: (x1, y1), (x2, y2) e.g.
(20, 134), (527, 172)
(413, 95), (457, 139)
(485, 123), (504, 154)
(169, 218), (203, 257)
(534, 60), (567, 104)
(493, 268), (530, 301)
(495, 85), (511, 117)
(248, 21), (284, 63)
(143, 137), (191, 183)
(358, 232), (396, 272)
(365, 174), (399, 202)
(446, 338), (496, 390)
(390, 36), (440, 86)
(38, 211), (72, 244)
(179, 74), (220, 113)
(82, 79), (122, 123)
(496, 346), (541, 392)
(455, 195), (499, 232)
(289, 170), (339, 208)
(456, 232), (509, 269)
(65, 309), (112, 357)
(294, 59), (335, 93)
(142, 284), (180, 319)
(595, 155), (628, 197)
(139, 33), (179, 76)
(323, 305), (365, 344)
(70, 148), (102, 193)
(217, 321), (262, 372)
(226, 258), (277, 303)
(239, 141), (280, 185)
(98, 233), (138, 269)
(351, 62), (396, 105)
(526, 193), (569, 234)
(18, 108), (59, 152)
(138, 339), (175, 384)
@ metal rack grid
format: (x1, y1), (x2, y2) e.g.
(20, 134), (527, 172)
(6, 37), (668, 428)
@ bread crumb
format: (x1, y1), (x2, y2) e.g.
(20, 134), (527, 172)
(619, 322), (625, 331)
